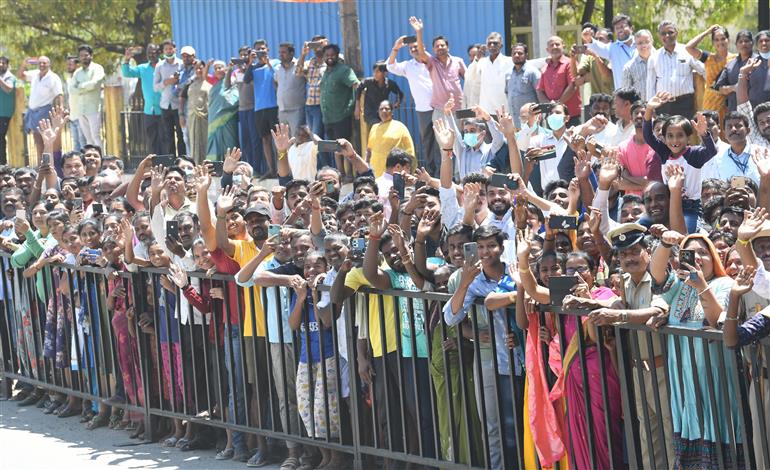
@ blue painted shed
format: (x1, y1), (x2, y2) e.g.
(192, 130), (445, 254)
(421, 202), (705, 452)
(169, 0), (505, 155)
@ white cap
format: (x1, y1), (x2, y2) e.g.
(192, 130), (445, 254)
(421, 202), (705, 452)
(180, 46), (196, 56)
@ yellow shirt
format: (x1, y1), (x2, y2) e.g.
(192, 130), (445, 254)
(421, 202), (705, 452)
(231, 238), (270, 337)
(366, 119), (415, 177)
(344, 267), (396, 357)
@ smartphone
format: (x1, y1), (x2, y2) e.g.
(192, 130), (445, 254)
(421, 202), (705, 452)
(392, 173), (405, 200)
(325, 180), (335, 194)
(454, 108), (476, 119)
(92, 203), (104, 215)
(308, 41), (324, 49)
(209, 161), (224, 177)
(593, 142), (605, 153)
(16, 209), (26, 220)
(352, 238), (367, 253)
(549, 215), (578, 231)
(84, 248), (102, 263)
(535, 148), (558, 161)
(533, 103), (555, 114)
(317, 140), (343, 153)
(230, 57), (245, 65)
(488, 173), (519, 190)
(166, 220), (179, 240)
(41, 153), (51, 166)
(402, 35), (417, 45)
(731, 176), (747, 188)
(679, 249), (695, 268)
(268, 224), (281, 238)
(463, 242), (478, 264)
(256, 50), (267, 58)
(152, 154), (176, 168)
(573, 45), (587, 54)
(73, 198), (83, 211)
(549, 275), (578, 307)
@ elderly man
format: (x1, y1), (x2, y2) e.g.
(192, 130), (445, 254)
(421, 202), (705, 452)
(477, 32), (512, 113)
(19, 56), (64, 157)
(68, 44), (105, 147)
(537, 36), (582, 126)
(622, 29), (655, 101)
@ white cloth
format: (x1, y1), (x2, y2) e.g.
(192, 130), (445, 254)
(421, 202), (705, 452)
(78, 112), (102, 147)
(463, 59), (482, 108)
(700, 144), (760, 184)
(646, 43), (706, 99)
(317, 267), (348, 361)
(287, 141), (318, 181)
(25, 70), (63, 109)
(386, 58), (433, 112)
(478, 54), (513, 113)
(753, 263), (770, 299)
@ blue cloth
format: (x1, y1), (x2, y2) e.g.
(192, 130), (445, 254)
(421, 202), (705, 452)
(442, 264), (524, 376)
(238, 109), (259, 171)
(246, 60), (280, 111)
(587, 39), (637, 89)
(736, 311), (770, 346)
(293, 292), (334, 363)
(121, 62), (162, 115)
(264, 258), (293, 344)
(23, 104), (52, 133)
(155, 277), (179, 343)
(224, 324), (247, 453)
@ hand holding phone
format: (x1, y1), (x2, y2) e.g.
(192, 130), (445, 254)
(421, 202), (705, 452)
(392, 173), (405, 200)
(463, 242), (479, 265)
(317, 140), (343, 153)
(166, 220), (179, 240)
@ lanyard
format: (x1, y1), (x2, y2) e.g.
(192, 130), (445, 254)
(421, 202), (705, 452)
(728, 149), (749, 174)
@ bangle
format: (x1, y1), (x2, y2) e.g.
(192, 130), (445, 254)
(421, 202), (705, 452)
(738, 238), (751, 246)
(660, 240), (674, 248)
(369, 234), (381, 241)
(278, 151), (287, 160)
(442, 148), (453, 151)
(698, 286), (711, 296)
(518, 266), (530, 273)
(724, 317), (739, 322)
(216, 214), (226, 220)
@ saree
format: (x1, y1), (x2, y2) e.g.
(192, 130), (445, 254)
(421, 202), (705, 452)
(42, 245), (72, 369)
(206, 79), (239, 161)
(186, 78), (211, 163)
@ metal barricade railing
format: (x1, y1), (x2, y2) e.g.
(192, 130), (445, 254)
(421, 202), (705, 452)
(0, 252), (767, 470)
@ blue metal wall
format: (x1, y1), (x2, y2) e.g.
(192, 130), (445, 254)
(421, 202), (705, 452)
(170, 0), (505, 153)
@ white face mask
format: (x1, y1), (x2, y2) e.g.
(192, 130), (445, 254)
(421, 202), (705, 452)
(232, 174), (244, 187)
(760, 51), (770, 60)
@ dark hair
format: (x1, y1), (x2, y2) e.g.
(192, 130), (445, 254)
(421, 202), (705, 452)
(352, 198), (377, 213)
(163, 165), (185, 180)
(754, 102), (770, 126)
(322, 44), (340, 55)
(567, 250), (596, 273)
(526, 202), (545, 223)
(512, 43), (528, 55)
(462, 172), (488, 187)
(0, 56), (9, 65)
(81, 144), (102, 156)
(421, 186), (440, 199)
(253, 39), (268, 48)
(701, 110), (719, 126)
(661, 115), (694, 137)
(433, 36), (449, 47)
(132, 210), (151, 224)
(544, 179), (569, 199)
(285, 179), (310, 198)
(373, 61), (387, 72)
(14, 166), (37, 180)
(630, 100), (646, 114)
(756, 30), (770, 42)
(352, 176), (378, 194)
(110, 196), (135, 215)
(472, 225), (506, 246)
(161, 39), (176, 49)
(703, 195), (725, 226)
(311, 35), (327, 41)
(702, 178), (729, 194)
(723, 111), (750, 129)
(537, 251), (567, 275)
(709, 229), (736, 247)
(443, 223), (473, 244)
(589, 93), (613, 109)
(102, 155), (124, 170)
(47, 210), (70, 226)
(336, 200), (354, 219)
(279, 42), (295, 54)
(611, 14), (632, 30)
(598, 27), (614, 41)
(718, 205), (745, 222)
(621, 194), (644, 208)
(385, 148), (413, 169)
(62, 151), (86, 166)
(77, 44), (93, 55)
(735, 30), (754, 44)
(614, 87), (640, 104)
(582, 22), (598, 33)
(78, 217), (102, 234)
(173, 210), (199, 226)
(711, 26), (729, 41)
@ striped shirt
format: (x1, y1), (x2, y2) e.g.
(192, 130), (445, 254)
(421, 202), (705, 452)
(737, 101), (770, 149)
(646, 43), (706, 99)
(300, 58), (326, 106)
(622, 54), (650, 101)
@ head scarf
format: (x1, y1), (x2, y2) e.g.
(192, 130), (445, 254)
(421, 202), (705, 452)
(680, 233), (727, 279)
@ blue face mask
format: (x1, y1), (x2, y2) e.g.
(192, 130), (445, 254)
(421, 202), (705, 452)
(463, 132), (479, 147)
(547, 113), (565, 130)
(760, 51), (770, 60)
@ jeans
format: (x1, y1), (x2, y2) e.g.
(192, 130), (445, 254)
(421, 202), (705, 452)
(305, 105), (323, 138)
(0, 117), (9, 165)
(224, 324), (247, 453)
(69, 119), (86, 153)
(682, 198), (702, 234)
(238, 109), (259, 173)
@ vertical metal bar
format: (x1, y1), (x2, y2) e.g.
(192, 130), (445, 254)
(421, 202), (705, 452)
(259, 285), (276, 432)
(375, 291), (393, 452)
(504, 304), (525, 468)
(247, 285), (261, 428)
(556, 311), (577, 467)
(437, 301), (458, 463)
(686, 336), (714, 465)
(713, 342), (738, 467)
(469, 304), (492, 468)
(628, 329), (655, 469)
(615, 327), (641, 470)
(594, 323), (617, 470)
(405, 293), (423, 457)
(344, 295), (363, 468)
(392, 293), (408, 456)
(574, 314), (597, 469)
(644, 330), (669, 470)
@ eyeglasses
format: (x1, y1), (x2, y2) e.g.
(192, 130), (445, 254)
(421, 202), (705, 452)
(566, 266), (590, 275)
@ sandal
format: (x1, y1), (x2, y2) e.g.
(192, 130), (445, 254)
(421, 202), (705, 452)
(58, 405), (82, 418)
(175, 437), (190, 449)
(162, 436), (179, 447)
(52, 401), (69, 415)
(43, 399), (63, 415)
(180, 436), (207, 451)
(115, 420), (130, 430)
(129, 423), (144, 439)
(279, 456), (300, 470)
(108, 413), (122, 429)
(80, 409), (95, 423)
(86, 414), (110, 430)
(216, 448), (235, 460)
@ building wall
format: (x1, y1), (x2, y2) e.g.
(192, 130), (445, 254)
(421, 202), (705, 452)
(170, 0), (505, 151)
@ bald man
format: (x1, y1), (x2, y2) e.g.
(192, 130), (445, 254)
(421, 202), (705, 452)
(536, 36), (583, 126)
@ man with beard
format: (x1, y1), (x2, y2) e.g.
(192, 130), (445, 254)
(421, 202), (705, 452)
(0, 56), (15, 165)
(61, 152), (87, 178)
(12, 168), (36, 205)
(584, 14), (637, 89)
(576, 93), (618, 146)
(319, 44), (359, 176)
(505, 44), (541, 128)
(122, 43), (163, 154)
(68, 45), (104, 147)
(236, 230), (312, 467)
(19, 55), (64, 158)
(567, 223), (673, 470)
(702, 112), (760, 183)
(617, 101), (662, 196)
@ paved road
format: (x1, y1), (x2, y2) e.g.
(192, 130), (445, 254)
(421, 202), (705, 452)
(0, 399), (280, 470)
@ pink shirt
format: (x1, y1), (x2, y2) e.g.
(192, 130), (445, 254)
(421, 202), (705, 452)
(537, 55), (581, 118)
(618, 137), (662, 196)
(426, 55), (466, 110)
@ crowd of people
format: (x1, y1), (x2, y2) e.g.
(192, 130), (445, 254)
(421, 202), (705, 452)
(3, 11), (770, 470)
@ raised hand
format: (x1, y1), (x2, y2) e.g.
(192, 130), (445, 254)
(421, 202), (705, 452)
(433, 117), (455, 150)
(573, 149), (592, 180)
(515, 228), (532, 263)
(585, 206), (602, 233)
(216, 185), (237, 216)
(37, 119), (59, 148)
(409, 16), (423, 32)
(48, 105), (69, 131)
(740, 57), (761, 76)
(120, 218), (134, 243)
(497, 106), (516, 136)
(691, 113), (708, 136)
(598, 151), (621, 189)
(443, 93), (455, 116)
(665, 164), (685, 193)
(416, 207), (439, 240)
(737, 207), (768, 242)
(648, 91), (674, 110)
(192, 164), (211, 193)
(150, 164), (165, 190)
(462, 181), (482, 214)
(415, 167), (433, 185)
(369, 212), (387, 238)
(731, 265), (756, 297)
(752, 147), (770, 180)
(660, 229), (685, 247)
(222, 147), (242, 174)
(168, 262), (189, 288)
(392, 36), (406, 50)
(270, 123), (292, 153)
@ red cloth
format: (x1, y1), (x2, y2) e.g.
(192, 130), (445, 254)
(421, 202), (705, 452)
(618, 137), (662, 195)
(537, 55), (581, 118)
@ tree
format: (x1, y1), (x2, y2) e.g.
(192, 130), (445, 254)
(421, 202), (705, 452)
(0, 0), (171, 73)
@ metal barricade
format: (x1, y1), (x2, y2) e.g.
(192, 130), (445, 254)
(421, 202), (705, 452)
(0, 252), (767, 470)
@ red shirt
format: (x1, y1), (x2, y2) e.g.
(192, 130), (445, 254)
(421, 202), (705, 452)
(618, 137), (662, 196)
(537, 55), (581, 118)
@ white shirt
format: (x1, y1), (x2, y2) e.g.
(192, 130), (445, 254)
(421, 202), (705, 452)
(287, 141), (318, 181)
(531, 132), (569, 190)
(386, 58), (433, 112)
(478, 54), (513, 113)
(700, 144), (760, 184)
(646, 43), (706, 99)
(25, 70), (64, 109)
(463, 59), (482, 108)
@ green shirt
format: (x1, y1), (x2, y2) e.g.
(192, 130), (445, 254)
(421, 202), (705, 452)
(0, 72), (16, 118)
(319, 63), (358, 124)
(386, 269), (428, 358)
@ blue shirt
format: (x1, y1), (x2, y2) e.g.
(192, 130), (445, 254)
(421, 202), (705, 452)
(588, 39), (637, 89)
(121, 62), (162, 115)
(264, 258), (293, 344)
(293, 292), (334, 363)
(505, 63), (541, 128)
(442, 264), (524, 376)
(701, 144), (760, 185)
(245, 59), (280, 111)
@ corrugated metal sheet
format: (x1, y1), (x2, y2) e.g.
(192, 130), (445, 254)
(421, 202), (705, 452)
(169, 0), (505, 155)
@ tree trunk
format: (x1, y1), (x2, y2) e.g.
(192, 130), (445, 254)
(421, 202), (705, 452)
(338, 0), (362, 76)
(581, 0), (596, 24)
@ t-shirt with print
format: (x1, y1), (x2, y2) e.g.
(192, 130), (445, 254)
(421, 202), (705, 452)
(385, 269), (428, 358)
(344, 267), (396, 357)
(293, 292), (334, 363)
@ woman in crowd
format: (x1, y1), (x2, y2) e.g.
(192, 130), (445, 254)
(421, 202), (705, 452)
(182, 59), (213, 163)
(206, 61), (240, 161)
(685, 25), (735, 123)
(366, 100), (415, 177)
(650, 230), (745, 468)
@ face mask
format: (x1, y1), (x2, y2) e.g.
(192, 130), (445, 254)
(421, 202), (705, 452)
(164, 53), (175, 59)
(547, 114), (565, 130)
(520, 122), (531, 133)
(233, 174), (244, 186)
(183, 168), (194, 177)
(463, 132), (479, 147)
(760, 51), (770, 60)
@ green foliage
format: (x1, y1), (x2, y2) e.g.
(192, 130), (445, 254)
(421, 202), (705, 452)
(0, 0), (171, 73)
(556, 0), (755, 47)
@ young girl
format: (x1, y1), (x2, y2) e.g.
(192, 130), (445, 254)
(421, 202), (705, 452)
(290, 251), (345, 470)
(643, 91), (717, 233)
